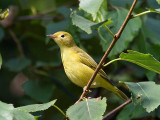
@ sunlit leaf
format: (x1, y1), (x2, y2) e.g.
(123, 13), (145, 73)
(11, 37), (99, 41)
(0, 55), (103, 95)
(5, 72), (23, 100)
(156, 0), (160, 5)
(0, 101), (14, 120)
(125, 81), (160, 113)
(67, 98), (106, 120)
(13, 109), (35, 120)
(71, 11), (112, 34)
(79, 0), (104, 21)
(119, 50), (160, 74)
(18, 99), (56, 112)
(0, 9), (9, 20)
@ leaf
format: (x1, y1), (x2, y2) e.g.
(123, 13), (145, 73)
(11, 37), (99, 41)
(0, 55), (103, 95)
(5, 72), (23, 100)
(0, 54), (2, 69)
(145, 70), (156, 81)
(119, 50), (160, 74)
(0, 101), (14, 120)
(0, 27), (4, 42)
(45, 20), (68, 44)
(147, 8), (160, 14)
(4, 58), (31, 72)
(71, 11), (112, 34)
(98, 8), (142, 57)
(125, 81), (160, 113)
(156, 0), (160, 5)
(79, 0), (104, 21)
(67, 98), (106, 120)
(18, 99), (56, 112)
(117, 102), (147, 120)
(23, 80), (55, 102)
(13, 109), (35, 120)
(0, 9), (9, 20)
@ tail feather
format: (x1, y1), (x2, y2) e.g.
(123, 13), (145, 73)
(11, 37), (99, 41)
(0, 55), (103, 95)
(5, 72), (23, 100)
(114, 87), (128, 101)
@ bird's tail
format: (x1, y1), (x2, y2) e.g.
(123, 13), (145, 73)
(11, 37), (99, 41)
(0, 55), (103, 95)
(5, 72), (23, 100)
(113, 87), (128, 101)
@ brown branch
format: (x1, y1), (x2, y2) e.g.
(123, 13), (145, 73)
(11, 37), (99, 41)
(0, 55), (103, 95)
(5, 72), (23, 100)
(103, 99), (132, 120)
(8, 28), (25, 57)
(75, 0), (138, 104)
(103, 95), (141, 119)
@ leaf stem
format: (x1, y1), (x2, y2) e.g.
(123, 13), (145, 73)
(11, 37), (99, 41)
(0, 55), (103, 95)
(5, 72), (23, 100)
(52, 105), (68, 118)
(75, 0), (138, 104)
(103, 58), (121, 68)
(103, 25), (114, 38)
(132, 10), (151, 19)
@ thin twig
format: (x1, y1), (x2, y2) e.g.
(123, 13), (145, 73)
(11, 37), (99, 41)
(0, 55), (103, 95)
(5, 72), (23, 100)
(103, 95), (141, 119)
(76, 0), (138, 104)
(103, 99), (132, 120)
(8, 28), (25, 57)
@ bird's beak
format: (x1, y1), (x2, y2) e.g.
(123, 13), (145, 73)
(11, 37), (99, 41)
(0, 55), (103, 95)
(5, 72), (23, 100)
(46, 34), (57, 38)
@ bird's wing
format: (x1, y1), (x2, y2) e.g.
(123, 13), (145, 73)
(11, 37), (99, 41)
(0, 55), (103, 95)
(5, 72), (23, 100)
(75, 48), (113, 85)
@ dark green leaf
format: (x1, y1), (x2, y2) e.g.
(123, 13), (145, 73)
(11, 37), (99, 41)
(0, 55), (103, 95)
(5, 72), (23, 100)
(23, 80), (55, 102)
(0, 27), (4, 42)
(18, 99), (56, 112)
(98, 8), (142, 57)
(46, 20), (68, 44)
(117, 102), (147, 120)
(71, 11), (112, 34)
(67, 98), (106, 120)
(0, 54), (2, 69)
(120, 50), (160, 74)
(4, 58), (31, 72)
(145, 70), (156, 81)
(125, 81), (160, 112)
(0, 101), (14, 120)
(79, 0), (104, 21)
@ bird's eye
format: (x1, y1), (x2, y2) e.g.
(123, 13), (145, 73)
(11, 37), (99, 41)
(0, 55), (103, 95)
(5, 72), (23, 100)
(61, 34), (65, 38)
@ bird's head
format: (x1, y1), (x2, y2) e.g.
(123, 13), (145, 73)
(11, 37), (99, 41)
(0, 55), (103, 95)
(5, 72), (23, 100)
(47, 31), (76, 48)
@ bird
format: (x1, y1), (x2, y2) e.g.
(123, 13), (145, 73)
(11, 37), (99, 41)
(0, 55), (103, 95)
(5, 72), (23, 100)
(47, 31), (128, 101)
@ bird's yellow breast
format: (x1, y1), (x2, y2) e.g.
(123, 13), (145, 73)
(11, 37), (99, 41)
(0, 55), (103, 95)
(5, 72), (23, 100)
(60, 47), (105, 88)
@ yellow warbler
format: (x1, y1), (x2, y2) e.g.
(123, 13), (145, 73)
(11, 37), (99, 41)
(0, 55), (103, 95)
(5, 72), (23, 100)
(47, 31), (128, 100)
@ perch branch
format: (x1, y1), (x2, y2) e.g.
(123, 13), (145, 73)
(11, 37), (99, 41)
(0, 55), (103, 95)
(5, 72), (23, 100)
(76, 0), (138, 104)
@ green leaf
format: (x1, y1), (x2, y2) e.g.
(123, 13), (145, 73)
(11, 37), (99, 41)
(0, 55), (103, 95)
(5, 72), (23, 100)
(13, 109), (35, 120)
(0, 54), (2, 69)
(79, 0), (104, 21)
(0, 101), (14, 120)
(0, 27), (4, 42)
(23, 80), (55, 102)
(71, 11), (112, 34)
(119, 50), (160, 74)
(125, 81), (160, 113)
(98, 8), (142, 57)
(117, 102), (147, 120)
(156, 0), (160, 5)
(67, 98), (106, 120)
(45, 20), (68, 44)
(0, 9), (9, 20)
(145, 70), (156, 81)
(18, 99), (56, 112)
(147, 8), (160, 14)
(4, 58), (31, 72)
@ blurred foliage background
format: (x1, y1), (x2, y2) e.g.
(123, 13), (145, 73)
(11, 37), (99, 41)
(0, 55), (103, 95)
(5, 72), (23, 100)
(0, 0), (160, 120)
